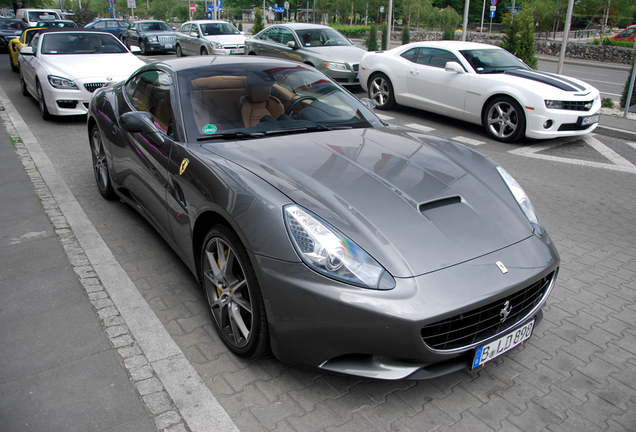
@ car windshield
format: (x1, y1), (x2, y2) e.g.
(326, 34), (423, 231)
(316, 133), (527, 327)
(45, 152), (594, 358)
(29, 12), (58, 21)
(295, 27), (352, 47)
(459, 48), (529, 73)
(200, 22), (240, 36)
(177, 64), (382, 141)
(139, 21), (171, 32)
(0, 20), (26, 29)
(37, 21), (76, 27)
(41, 33), (127, 54)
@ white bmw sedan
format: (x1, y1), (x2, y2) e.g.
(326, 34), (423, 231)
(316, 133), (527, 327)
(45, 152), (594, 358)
(359, 41), (601, 142)
(18, 29), (145, 120)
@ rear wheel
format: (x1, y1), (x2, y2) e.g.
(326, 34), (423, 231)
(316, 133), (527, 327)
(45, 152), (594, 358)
(368, 73), (395, 110)
(90, 125), (116, 200)
(482, 96), (526, 143)
(20, 71), (29, 96)
(201, 226), (269, 358)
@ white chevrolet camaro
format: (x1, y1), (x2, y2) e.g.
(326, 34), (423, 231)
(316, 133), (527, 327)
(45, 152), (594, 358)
(18, 29), (145, 120)
(359, 41), (601, 142)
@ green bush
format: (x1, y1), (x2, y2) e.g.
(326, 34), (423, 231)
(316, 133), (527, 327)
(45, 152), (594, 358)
(252, 8), (265, 35)
(330, 25), (370, 38)
(402, 24), (411, 45)
(381, 23), (388, 50)
(601, 97), (615, 108)
(621, 56), (636, 110)
(364, 23), (379, 51)
(588, 37), (634, 47)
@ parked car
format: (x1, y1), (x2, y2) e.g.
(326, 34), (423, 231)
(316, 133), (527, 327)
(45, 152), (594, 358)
(86, 55), (559, 380)
(610, 24), (636, 42)
(175, 20), (245, 57)
(35, 19), (78, 28)
(359, 41), (601, 142)
(8, 25), (44, 72)
(15, 8), (62, 27)
(18, 29), (144, 119)
(84, 18), (130, 38)
(245, 23), (366, 86)
(0, 18), (27, 50)
(121, 20), (177, 54)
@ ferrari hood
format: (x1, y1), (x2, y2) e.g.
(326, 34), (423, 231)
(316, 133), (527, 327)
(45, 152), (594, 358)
(201, 128), (533, 277)
(42, 54), (144, 81)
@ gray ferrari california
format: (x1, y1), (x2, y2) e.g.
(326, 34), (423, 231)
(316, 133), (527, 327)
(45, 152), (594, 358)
(87, 56), (559, 380)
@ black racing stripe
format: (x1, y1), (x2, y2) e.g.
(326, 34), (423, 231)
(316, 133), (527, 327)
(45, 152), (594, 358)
(503, 69), (580, 92)
(537, 71), (587, 91)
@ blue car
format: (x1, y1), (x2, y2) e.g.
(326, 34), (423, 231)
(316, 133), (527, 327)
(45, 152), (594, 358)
(84, 18), (129, 38)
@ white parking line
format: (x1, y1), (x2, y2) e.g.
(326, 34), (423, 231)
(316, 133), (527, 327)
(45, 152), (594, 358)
(405, 123), (435, 132)
(375, 113), (395, 121)
(451, 136), (486, 146)
(508, 134), (636, 174)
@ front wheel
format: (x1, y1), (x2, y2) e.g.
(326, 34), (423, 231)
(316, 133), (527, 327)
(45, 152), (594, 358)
(9, 54), (17, 73)
(36, 81), (51, 120)
(139, 41), (147, 55)
(482, 96), (526, 143)
(368, 73), (395, 110)
(90, 125), (116, 200)
(200, 47), (209, 56)
(175, 44), (183, 57)
(201, 226), (269, 358)
(20, 71), (29, 96)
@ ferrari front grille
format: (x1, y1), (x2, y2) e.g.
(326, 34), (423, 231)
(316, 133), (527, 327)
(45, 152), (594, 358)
(421, 271), (555, 351)
(84, 82), (106, 93)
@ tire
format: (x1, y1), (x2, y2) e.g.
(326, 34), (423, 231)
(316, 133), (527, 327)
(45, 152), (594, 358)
(90, 125), (116, 200)
(175, 44), (183, 57)
(201, 47), (209, 56)
(482, 96), (526, 143)
(139, 41), (147, 55)
(36, 81), (50, 121)
(20, 72), (29, 96)
(368, 73), (395, 110)
(201, 225), (269, 359)
(9, 54), (17, 73)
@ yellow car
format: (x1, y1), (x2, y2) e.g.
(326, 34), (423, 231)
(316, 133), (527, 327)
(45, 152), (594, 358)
(8, 26), (43, 72)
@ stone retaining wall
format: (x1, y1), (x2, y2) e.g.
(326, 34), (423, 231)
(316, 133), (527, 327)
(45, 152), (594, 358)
(382, 30), (635, 64)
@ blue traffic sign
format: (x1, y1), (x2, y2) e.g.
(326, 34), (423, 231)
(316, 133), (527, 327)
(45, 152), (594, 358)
(490, 10), (495, 17)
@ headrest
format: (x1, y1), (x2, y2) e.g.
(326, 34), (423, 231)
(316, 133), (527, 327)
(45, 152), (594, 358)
(247, 84), (270, 103)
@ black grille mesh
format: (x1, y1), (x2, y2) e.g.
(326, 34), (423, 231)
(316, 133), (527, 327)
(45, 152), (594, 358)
(421, 272), (554, 351)
(84, 82), (106, 93)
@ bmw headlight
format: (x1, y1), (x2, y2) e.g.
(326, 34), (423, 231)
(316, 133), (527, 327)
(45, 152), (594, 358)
(544, 100), (564, 110)
(496, 166), (543, 235)
(148, 36), (158, 42)
(47, 75), (79, 90)
(284, 205), (395, 290)
(323, 61), (348, 71)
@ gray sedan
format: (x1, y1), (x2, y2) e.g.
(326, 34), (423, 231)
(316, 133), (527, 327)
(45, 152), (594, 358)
(245, 23), (366, 86)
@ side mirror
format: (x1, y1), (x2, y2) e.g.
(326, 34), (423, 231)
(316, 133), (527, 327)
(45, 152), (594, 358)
(287, 40), (297, 48)
(120, 111), (165, 145)
(20, 46), (34, 56)
(129, 45), (141, 53)
(190, 31), (199, 38)
(445, 61), (465, 74)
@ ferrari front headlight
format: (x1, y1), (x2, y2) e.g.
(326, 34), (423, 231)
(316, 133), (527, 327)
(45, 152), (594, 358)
(47, 75), (78, 90)
(496, 166), (543, 235)
(284, 204), (395, 290)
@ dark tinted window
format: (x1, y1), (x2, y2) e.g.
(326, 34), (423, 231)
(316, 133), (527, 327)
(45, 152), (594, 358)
(400, 48), (418, 62)
(126, 70), (174, 135)
(415, 48), (460, 68)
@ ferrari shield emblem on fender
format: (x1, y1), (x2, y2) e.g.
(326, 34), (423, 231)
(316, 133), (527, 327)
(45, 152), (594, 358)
(179, 158), (189, 175)
(496, 261), (508, 274)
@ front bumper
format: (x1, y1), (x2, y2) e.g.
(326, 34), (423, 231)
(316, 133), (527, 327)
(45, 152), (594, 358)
(322, 64), (360, 86)
(255, 231), (559, 380)
(525, 95), (601, 139)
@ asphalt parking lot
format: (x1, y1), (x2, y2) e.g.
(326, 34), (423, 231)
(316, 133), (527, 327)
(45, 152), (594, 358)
(1, 59), (635, 431)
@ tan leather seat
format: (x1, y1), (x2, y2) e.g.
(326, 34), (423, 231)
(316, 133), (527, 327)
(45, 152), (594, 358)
(239, 84), (284, 127)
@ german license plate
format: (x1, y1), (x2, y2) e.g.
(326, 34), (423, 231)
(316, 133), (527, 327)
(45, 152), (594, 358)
(230, 48), (244, 54)
(165, 44), (173, 49)
(581, 114), (600, 125)
(472, 320), (534, 369)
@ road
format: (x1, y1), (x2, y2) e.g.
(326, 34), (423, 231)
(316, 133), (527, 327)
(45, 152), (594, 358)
(2, 50), (636, 431)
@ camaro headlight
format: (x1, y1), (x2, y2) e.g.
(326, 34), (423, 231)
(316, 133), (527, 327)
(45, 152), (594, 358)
(323, 61), (348, 71)
(496, 166), (543, 235)
(544, 100), (564, 110)
(148, 36), (158, 42)
(284, 204), (395, 290)
(47, 75), (79, 90)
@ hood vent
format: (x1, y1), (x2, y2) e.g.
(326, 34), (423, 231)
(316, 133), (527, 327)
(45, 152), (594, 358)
(420, 196), (462, 215)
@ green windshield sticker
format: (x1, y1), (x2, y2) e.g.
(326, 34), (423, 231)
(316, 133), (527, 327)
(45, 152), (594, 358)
(202, 124), (217, 134)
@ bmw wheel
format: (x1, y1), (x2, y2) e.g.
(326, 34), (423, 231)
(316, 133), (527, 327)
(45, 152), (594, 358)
(90, 125), (116, 200)
(368, 73), (395, 110)
(483, 96), (526, 143)
(201, 226), (269, 358)
(36, 81), (50, 120)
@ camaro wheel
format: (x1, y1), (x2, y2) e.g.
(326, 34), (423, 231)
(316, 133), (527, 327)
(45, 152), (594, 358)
(90, 125), (116, 200)
(201, 226), (269, 358)
(36, 81), (50, 120)
(483, 96), (526, 143)
(20, 72), (29, 96)
(368, 73), (395, 110)
(175, 44), (183, 57)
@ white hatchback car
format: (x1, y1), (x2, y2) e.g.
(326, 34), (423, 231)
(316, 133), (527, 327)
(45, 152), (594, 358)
(175, 20), (245, 57)
(18, 29), (144, 119)
(359, 41), (601, 142)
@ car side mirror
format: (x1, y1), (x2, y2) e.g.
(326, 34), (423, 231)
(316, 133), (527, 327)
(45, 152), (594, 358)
(287, 40), (297, 49)
(20, 46), (34, 56)
(445, 61), (465, 74)
(190, 32), (199, 38)
(120, 111), (165, 145)
(129, 45), (141, 53)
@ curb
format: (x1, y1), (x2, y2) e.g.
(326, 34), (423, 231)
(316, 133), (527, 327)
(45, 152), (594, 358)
(595, 124), (636, 141)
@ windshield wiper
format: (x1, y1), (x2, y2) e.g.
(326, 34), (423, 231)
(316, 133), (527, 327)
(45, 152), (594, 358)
(197, 131), (265, 141)
(263, 124), (352, 136)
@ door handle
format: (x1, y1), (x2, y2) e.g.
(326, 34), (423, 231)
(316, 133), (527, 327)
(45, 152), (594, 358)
(409, 69), (419, 75)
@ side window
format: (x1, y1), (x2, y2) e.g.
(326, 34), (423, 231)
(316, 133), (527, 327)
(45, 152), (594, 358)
(179, 23), (189, 33)
(400, 48), (418, 62)
(279, 28), (295, 45)
(416, 48), (460, 68)
(263, 27), (279, 42)
(93, 21), (105, 29)
(29, 32), (40, 48)
(125, 70), (174, 136)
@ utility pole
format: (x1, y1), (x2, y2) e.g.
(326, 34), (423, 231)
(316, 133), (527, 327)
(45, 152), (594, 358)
(462, 0), (470, 41)
(556, 0), (574, 75)
(385, 0), (393, 50)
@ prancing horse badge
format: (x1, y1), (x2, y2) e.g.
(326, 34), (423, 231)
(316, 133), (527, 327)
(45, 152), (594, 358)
(179, 158), (189, 175)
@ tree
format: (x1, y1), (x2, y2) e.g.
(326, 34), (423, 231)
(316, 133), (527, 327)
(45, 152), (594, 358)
(364, 22), (379, 50)
(437, 7), (461, 40)
(621, 55), (636, 110)
(517, 11), (538, 69)
(380, 22), (387, 49)
(402, 24), (411, 44)
(500, 10), (520, 55)
(252, 7), (265, 35)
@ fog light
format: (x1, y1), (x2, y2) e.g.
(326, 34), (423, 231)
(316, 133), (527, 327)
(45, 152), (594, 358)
(543, 120), (553, 129)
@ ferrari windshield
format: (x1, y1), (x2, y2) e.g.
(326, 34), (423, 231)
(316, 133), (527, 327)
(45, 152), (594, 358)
(459, 48), (529, 73)
(178, 63), (382, 141)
